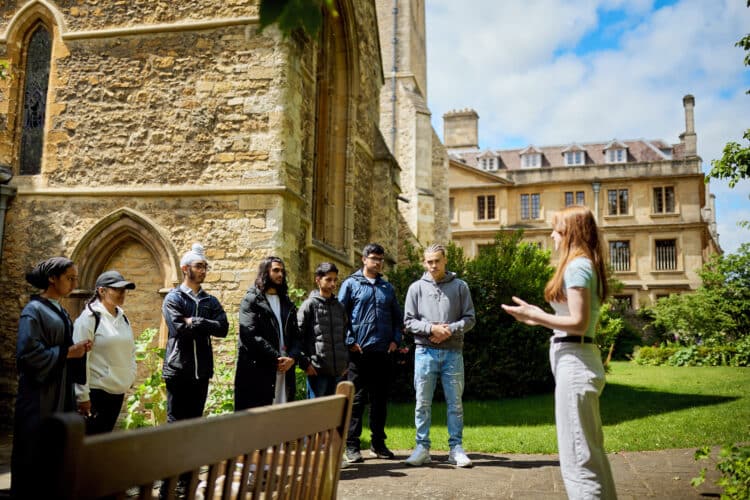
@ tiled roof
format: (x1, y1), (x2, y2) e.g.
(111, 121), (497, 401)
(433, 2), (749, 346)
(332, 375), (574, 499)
(450, 139), (680, 171)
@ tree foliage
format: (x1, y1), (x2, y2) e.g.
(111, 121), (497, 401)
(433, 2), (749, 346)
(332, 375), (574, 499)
(258, 0), (336, 38)
(645, 244), (750, 345)
(387, 232), (555, 401)
(707, 10), (750, 192)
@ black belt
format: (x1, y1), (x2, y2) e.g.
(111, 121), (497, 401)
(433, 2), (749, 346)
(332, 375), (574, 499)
(553, 336), (593, 344)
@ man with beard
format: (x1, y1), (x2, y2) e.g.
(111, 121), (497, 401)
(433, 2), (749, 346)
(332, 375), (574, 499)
(235, 256), (301, 410)
(161, 243), (228, 497)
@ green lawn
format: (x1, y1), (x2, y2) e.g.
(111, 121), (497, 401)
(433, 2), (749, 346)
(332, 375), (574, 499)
(367, 362), (750, 453)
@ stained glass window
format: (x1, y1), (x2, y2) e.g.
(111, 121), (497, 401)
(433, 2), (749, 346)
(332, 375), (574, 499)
(20, 25), (51, 175)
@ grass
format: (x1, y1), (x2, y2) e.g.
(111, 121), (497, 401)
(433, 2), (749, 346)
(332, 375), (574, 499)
(360, 361), (750, 454)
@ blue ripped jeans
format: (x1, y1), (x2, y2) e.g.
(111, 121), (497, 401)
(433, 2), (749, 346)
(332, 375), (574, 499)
(413, 346), (465, 448)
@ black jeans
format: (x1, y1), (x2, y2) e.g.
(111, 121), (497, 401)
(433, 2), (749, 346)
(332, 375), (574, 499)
(85, 388), (125, 435)
(165, 377), (209, 422)
(346, 350), (393, 450)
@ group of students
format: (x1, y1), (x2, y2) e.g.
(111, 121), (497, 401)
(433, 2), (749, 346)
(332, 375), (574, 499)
(11, 205), (617, 499)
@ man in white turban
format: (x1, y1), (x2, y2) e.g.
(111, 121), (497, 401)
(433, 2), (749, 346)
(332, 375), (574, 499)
(160, 243), (229, 496)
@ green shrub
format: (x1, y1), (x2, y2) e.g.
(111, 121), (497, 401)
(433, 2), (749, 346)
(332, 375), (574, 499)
(693, 444), (750, 499)
(387, 232), (555, 401)
(632, 342), (749, 367)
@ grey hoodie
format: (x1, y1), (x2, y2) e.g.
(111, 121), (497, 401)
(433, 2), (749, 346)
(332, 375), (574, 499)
(403, 271), (476, 351)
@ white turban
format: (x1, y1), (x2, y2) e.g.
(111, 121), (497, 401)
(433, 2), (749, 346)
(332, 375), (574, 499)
(180, 243), (208, 267)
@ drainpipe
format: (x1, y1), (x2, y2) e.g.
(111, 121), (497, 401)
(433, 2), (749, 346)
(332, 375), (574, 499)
(591, 180), (601, 223)
(390, 0), (398, 153)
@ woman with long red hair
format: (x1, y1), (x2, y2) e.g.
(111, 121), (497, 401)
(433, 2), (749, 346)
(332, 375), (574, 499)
(503, 205), (616, 499)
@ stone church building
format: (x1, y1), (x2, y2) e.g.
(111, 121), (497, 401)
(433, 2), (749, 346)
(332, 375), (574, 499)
(0, 0), (448, 424)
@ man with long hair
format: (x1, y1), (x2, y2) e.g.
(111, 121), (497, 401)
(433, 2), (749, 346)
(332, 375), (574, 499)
(235, 256), (301, 409)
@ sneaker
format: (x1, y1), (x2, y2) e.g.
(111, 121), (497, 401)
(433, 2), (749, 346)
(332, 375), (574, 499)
(448, 445), (473, 468)
(345, 448), (364, 464)
(369, 444), (395, 459)
(405, 444), (431, 466)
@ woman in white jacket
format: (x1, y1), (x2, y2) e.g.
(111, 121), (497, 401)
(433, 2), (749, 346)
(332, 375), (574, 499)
(73, 270), (137, 434)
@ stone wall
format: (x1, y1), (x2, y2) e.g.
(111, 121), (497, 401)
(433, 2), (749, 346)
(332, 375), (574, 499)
(0, 0), (392, 427)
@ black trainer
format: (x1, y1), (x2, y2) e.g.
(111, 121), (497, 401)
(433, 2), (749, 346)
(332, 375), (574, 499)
(345, 447), (364, 463)
(369, 444), (395, 459)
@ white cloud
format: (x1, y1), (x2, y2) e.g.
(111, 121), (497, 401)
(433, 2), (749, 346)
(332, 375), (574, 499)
(426, 0), (750, 253)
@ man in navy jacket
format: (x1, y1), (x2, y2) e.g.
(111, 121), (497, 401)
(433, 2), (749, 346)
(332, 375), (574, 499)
(338, 243), (402, 463)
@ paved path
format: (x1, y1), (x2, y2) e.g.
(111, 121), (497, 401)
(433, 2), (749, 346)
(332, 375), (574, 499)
(337, 449), (723, 499)
(0, 431), (723, 498)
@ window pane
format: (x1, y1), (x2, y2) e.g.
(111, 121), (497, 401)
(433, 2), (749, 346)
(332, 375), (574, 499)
(477, 196), (486, 220)
(609, 241), (630, 272)
(487, 195), (496, 219)
(665, 186), (675, 212)
(520, 194), (529, 220)
(449, 197), (455, 221)
(565, 192), (573, 207)
(655, 239), (677, 270)
(576, 191), (585, 205)
(618, 189), (628, 215)
(20, 25), (52, 176)
(531, 194), (540, 219)
(608, 190), (617, 215)
(653, 187), (663, 213)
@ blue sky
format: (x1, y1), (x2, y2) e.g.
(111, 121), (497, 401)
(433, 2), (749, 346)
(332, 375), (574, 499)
(425, 0), (750, 253)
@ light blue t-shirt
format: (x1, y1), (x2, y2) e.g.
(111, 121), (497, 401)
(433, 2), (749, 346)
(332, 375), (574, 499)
(549, 257), (600, 339)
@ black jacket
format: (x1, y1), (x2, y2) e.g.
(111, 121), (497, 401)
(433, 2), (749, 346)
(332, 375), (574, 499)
(297, 290), (348, 377)
(161, 285), (229, 381)
(235, 286), (301, 409)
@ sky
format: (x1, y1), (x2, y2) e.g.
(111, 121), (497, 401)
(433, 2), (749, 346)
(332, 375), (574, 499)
(424, 0), (750, 254)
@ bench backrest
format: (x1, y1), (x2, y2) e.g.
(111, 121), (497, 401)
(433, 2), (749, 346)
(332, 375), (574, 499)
(38, 381), (354, 500)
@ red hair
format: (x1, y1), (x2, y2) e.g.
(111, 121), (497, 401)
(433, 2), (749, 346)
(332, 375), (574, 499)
(544, 205), (608, 303)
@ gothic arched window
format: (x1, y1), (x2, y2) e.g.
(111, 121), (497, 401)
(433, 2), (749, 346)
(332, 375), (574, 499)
(20, 24), (51, 175)
(312, 7), (349, 250)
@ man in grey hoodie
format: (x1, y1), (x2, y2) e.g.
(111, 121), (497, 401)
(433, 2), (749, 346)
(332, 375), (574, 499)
(404, 244), (476, 468)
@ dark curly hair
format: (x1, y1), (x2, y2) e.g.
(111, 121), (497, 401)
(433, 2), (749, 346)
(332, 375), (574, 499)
(254, 256), (288, 295)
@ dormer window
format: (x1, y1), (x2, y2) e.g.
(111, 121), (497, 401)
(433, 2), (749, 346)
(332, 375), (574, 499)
(479, 152), (499, 171)
(564, 151), (585, 166)
(521, 153), (541, 168)
(604, 140), (628, 164)
(607, 148), (626, 163)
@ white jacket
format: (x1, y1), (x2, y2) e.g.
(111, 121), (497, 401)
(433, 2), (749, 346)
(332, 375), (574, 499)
(73, 300), (136, 401)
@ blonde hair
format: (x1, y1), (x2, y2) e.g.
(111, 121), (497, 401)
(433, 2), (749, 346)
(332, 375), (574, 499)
(544, 205), (608, 303)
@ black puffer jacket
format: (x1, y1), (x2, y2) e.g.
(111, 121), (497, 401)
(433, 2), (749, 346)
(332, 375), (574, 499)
(235, 286), (301, 409)
(297, 290), (348, 377)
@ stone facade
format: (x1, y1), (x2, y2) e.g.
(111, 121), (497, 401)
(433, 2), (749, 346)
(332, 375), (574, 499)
(446, 96), (721, 308)
(0, 0), (397, 425)
(375, 0), (449, 248)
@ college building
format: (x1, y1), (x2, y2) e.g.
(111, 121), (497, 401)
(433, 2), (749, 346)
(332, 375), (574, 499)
(445, 95), (721, 308)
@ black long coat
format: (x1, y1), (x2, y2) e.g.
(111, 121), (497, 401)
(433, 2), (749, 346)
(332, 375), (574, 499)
(12, 296), (85, 497)
(234, 287), (301, 410)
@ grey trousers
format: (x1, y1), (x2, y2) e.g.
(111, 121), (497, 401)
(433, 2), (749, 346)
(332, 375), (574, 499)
(550, 341), (617, 499)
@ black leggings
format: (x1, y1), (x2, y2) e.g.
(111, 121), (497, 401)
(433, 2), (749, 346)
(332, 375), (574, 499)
(86, 388), (125, 435)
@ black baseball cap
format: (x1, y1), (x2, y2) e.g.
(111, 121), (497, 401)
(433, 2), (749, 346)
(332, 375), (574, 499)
(95, 270), (136, 289)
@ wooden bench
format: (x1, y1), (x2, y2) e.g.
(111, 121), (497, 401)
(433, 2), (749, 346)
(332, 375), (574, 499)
(36, 381), (354, 499)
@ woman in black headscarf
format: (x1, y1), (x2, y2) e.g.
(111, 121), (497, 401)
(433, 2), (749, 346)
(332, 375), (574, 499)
(11, 257), (92, 498)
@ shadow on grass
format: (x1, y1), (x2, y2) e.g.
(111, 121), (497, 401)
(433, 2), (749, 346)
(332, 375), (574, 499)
(383, 383), (738, 428)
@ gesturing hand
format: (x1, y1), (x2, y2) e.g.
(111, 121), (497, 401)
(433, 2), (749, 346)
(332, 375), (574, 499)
(501, 296), (544, 326)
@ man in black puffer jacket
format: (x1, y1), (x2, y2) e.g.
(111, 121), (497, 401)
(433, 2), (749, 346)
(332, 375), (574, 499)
(297, 262), (349, 398)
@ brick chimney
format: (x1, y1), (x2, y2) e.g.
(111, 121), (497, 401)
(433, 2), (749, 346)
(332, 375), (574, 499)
(443, 108), (479, 150)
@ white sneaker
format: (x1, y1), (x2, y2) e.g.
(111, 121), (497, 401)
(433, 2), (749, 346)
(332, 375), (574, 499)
(405, 444), (431, 466)
(448, 445), (473, 467)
